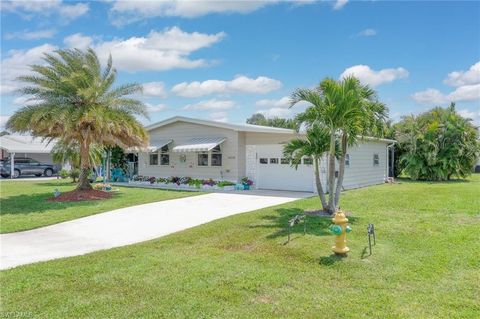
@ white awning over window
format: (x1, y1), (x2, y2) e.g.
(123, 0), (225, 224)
(172, 137), (226, 153)
(127, 139), (173, 153)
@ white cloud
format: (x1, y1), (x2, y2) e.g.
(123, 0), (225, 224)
(340, 65), (409, 87)
(108, 0), (271, 26)
(1, 43), (58, 95)
(12, 96), (39, 106)
(90, 27), (225, 72)
(357, 28), (377, 37)
(63, 33), (93, 50)
(413, 61), (480, 105)
(145, 103), (168, 113)
(258, 107), (293, 119)
(172, 75), (282, 98)
(0, 116), (11, 130)
(412, 84), (480, 104)
(209, 111), (229, 123)
(142, 82), (167, 98)
(1, 0), (89, 23)
(411, 89), (447, 105)
(183, 99), (235, 111)
(255, 96), (291, 108)
(458, 108), (480, 124)
(444, 61), (480, 87)
(4, 29), (56, 40)
(333, 0), (348, 10)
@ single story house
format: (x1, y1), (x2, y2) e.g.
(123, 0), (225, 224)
(134, 116), (395, 192)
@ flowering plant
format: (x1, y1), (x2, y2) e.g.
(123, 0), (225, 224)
(241, 177), (253, 186)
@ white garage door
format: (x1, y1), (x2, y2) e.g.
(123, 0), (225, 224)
(256, 144), (314, 192)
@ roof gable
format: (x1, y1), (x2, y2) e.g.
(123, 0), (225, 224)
(145, 116), (295, 134)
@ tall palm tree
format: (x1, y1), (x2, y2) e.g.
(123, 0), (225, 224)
(7, 48), (148, 190)
(283, 124), (336, 211)
(291, 76), (387, 213)
(52, 141), (104, 170)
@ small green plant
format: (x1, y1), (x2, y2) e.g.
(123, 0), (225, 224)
(59, 169), (69, 179)
(217, 181), (236, 187)
(69, 169), (80, 183)
(188, 179), (203, 188)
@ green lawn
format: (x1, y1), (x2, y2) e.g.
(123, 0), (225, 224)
(0, 179), (197, 233)
(1, 176), (479, 318)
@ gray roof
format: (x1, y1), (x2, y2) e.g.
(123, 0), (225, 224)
(145, 116), (296, 134)
(0, 135), (56, 153)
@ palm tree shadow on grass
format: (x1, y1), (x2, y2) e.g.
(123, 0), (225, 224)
(0, 192), (120, 216)
(249, 207), (358, 241)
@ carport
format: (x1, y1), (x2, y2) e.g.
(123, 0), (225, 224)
(0, 135), (56, 178)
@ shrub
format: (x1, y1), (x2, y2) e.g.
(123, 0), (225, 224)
(69, 168), (80, 182)
(148, 176), (156, 184)
(241, 177), (253, 186)
(217, 181), (236, 187)
(202, 178), (216, 186)
(59, 169), (69, 179)
(157, 177), (168, 184)
(188, 178), (203, 188)
(395, 104), (480, 180)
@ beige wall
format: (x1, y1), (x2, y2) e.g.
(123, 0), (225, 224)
(245, 132), (298, 145)
(138, 122), (243, 181)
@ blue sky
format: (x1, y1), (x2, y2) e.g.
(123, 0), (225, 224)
(1, 0), (479, 128)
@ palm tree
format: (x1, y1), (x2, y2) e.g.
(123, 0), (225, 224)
(52, 141), (104, 170)
(283, 124), (336, 211)
(291, 76), (387, 213)
(7, 48), (148, 190)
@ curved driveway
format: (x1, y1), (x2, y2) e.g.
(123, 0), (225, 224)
(1, 191), (311, 270)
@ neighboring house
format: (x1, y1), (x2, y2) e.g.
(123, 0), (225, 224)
(134, 116), (395, 192)
(0, 135), (61, 177)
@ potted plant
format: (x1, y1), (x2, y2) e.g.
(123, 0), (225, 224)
(241, 177), (253, 190)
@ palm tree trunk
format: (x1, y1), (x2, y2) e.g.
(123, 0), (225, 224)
(314, 156), (328, 211)
(327, 132), (336, 214)
(334, 133), (348, 208)
(77, 140), (92, 191)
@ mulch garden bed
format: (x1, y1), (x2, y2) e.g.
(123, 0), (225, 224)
(47, 189), (112, 202)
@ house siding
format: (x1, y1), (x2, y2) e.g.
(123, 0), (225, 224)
(138, 122), (241, 181)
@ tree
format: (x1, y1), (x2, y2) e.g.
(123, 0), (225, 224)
(52, 141), (104, 170)
(7, 48), (148, 190)
(292, 76), (388, 214)
(395, 104), (479, 180)
(283, 124), (337, 211)
(246, 113), (297, 129)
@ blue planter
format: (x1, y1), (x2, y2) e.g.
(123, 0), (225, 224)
(243, 184), (250, 190)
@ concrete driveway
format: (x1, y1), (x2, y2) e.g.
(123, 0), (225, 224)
(1, 191), (312, 270)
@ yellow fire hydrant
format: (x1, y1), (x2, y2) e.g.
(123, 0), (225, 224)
(330, 209), (351, 254)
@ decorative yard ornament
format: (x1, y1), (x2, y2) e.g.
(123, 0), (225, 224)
(367, 223), (376, 255)
(330, 209), (350, 254)
(54, 189), (61, 198)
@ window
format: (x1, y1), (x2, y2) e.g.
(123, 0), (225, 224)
(211, 145), (222, 166)
(345, 154), (350, 166)
(160, 154), (169, 165)
(149, 153), (158, 165)
(270, 158), (279, 164)
(160, 144), (169, 165)
(198, 153), (208, 166)
(303, 157), (313, 165)
(373, 154), (379, 166)
(259, 158), (268, 164)
(281, 158), (289, 165)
